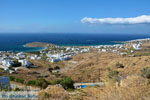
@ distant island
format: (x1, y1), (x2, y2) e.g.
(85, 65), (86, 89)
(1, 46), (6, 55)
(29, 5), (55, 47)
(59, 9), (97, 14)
(25, 42), (57, 47)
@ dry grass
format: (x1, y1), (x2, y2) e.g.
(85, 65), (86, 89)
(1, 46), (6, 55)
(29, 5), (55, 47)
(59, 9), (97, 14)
(38, 85), (69, 100)
(80, 85), (150, 100)
(63, 51), (150, 82)
(37, 76), (150, 100)
(69, 76), (150, 100)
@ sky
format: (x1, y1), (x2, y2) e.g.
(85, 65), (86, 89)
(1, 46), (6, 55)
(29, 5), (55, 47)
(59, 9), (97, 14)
(0, 0), (150, 34)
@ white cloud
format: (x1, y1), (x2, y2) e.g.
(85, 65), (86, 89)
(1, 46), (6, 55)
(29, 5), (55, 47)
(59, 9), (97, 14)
(81, 15), (150, 24)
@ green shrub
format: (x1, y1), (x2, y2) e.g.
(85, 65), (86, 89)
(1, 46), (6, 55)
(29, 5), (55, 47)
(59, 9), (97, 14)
(44, 92), (51, 98)
(9, 76), (15, 81)
(147, 79), (150, 85)
(9, 76), (24, 84)
(27, 80), (37, 85)
(14, 87), (22, 91)
(27, 78), (49, 89)
(35, 78), (48, 88)
(55, 72), (60, 77)
(50, 79), (62, 85)
(15, 78), (24, 84)
(12, 61), (21, 67)
(8, 67), (14, 70)
(141, 67), (150, 78)
(60, 77), (74, 89)
(115, 62), (124, 68)
(108, 70), (119, 79)
(51, 77), (74, 90)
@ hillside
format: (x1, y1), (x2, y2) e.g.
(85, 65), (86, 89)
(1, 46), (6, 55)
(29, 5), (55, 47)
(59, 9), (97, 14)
(61, 51), (150, 83)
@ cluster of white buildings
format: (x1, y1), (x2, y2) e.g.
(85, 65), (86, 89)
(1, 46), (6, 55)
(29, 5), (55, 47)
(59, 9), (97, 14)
(92, 41), (144, 56)
(0, 52), (35, 67)
(46, 47), (90, 63)
(27, 55), (41, 60)
(0, 52), (38, 74)
(65, 47), (90, 53)
(18, 59), (32, 67)
(128, 38), (150, 43)
(92, 44), (125, 54)
(132, 43), (142, 50)
(92, 43), (137, 56)
(0, 59), (14, 67)
(47, 53), (73, 63)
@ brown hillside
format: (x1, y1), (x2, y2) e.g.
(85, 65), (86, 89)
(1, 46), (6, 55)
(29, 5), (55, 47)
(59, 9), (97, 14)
(62, 51), (150, 82)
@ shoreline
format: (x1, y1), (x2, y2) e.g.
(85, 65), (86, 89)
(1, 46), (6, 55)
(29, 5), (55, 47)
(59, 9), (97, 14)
(0, 38), (150, 52)
(22, 45), (47, 52)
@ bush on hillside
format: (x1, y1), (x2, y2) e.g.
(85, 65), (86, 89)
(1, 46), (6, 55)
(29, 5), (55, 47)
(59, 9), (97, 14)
(27, 80), (37, 85)
(115, 62), (124, 68)
(9, 76), (15, 81)
(51, 77), (74, 90)
(60, 77), (74, 89)
(54, 66), (60, 70)
(27, 78), (49, 89)
(9, 76), (24, 84)
(141, 67), (150, 78)
(12, 61), (21, 67)
(15, 78), (24, 84)
(48, 67), (53, 72)
(108, 70), (119, 79)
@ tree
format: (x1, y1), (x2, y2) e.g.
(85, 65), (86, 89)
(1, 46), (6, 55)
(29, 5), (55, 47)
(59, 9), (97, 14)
(12, 61), (21, 67)
(60, 77), (74, 89)
(54, 66), (60, 70)
(51, 77), (74, 90)
(48, 68), (53, 72)
(9, 76), (15, 81)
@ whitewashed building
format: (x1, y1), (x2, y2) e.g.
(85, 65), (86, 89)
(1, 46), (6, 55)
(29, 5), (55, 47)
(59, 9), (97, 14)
(16, 52), (26, 59)
(132, 44), (141, 50)
(47, 53), (71, 63)
(18, 59), (32, 67)
(2, 59), (14, 67)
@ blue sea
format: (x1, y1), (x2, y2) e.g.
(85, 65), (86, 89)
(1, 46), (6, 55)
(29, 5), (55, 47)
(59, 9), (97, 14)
(0, 33), (150, 52)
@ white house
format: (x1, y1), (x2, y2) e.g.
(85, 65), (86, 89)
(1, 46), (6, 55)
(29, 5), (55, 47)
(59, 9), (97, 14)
(132, 44), (141, 50)
(30, 55), (39, 60)
(48, 53), (72, 63)
(2, 59), (14, 67)
(101, 49), (107, 52)
(16, 52), (26, 59)
(18, 59), (32, 67)
(66, 47), (71, 51)
(80, 49), (89, 53)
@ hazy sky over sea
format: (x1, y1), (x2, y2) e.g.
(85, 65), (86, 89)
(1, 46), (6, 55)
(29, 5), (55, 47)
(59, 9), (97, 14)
(0, 0), (150, 34)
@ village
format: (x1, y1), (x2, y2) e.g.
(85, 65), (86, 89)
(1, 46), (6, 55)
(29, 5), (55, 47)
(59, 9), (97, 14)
(0, 38), (150, 99)
(0, 44), (93, 74)
(0, 37), (147, 75)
